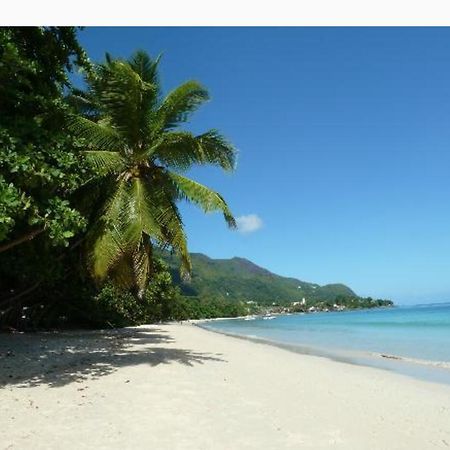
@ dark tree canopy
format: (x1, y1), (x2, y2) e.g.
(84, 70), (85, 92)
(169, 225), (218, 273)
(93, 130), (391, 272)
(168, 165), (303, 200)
(0, 27), (91, 248)
(0, 27), (94, 327)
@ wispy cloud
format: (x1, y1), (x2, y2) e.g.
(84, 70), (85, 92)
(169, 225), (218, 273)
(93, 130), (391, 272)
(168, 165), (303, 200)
(236, 214), (263, 234)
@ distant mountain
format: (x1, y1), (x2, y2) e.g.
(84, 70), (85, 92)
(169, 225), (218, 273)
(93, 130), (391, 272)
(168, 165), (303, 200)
(160, 251), (357, 305)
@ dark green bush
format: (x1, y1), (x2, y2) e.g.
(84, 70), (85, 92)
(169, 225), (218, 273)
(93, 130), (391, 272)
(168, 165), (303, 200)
(90, 259), (183, 327)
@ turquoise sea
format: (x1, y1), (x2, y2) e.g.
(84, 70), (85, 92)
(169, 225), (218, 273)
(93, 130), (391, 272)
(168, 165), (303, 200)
(201, 303), (450, 385)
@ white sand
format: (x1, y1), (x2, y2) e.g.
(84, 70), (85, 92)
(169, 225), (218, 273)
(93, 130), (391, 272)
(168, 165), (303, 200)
(1, 323), (450, 449)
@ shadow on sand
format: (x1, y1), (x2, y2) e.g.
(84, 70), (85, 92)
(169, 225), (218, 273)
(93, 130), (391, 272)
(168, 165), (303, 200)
(0, 326), (226, 388)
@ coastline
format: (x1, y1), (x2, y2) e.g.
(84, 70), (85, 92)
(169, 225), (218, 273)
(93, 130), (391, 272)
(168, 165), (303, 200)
(196, 319), (450, 386)
(2, 323), (450, 449)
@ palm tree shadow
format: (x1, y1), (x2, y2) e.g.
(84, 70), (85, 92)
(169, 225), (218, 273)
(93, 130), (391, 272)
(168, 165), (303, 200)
(0, 327), (226, 388)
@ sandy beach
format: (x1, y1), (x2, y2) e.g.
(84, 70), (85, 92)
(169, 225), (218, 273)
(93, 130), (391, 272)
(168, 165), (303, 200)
(1, 323), (450, 449)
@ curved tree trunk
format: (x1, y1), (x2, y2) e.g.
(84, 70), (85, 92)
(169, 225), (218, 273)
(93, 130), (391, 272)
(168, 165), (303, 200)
(0, 228), (44, 253)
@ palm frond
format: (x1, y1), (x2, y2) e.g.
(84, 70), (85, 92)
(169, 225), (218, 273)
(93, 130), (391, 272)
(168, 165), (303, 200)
(66, 88), (99, 118)
(131, 239), (152, 297)
(156, 81), (209, 130)
(83, 151), (126, 174)
(128, 177), (164, 241)
(146, 183), (192, 277)
(196, 130), (237, 171)
(90, 223), (126, 282)
(67, 115), (124, 151)
(95, 61), (157, 147)
(88, 179), (131, 280)
(128, 50), (162, 87)
(148, 131), (198, 169)
(159, 206), (192, 278)
(107, 239), (152, 297)
(169, 172), (236, 228)
(109, 253), (138, 292)
(151, 130), (236, 171)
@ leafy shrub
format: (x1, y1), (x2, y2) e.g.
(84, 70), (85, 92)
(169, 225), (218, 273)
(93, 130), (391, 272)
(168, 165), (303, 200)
(90, 259), (184, 327)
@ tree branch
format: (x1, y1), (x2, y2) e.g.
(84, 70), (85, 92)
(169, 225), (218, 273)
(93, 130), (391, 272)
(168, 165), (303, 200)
(0, 228), (44, 253)
(0, 281), (42, 307)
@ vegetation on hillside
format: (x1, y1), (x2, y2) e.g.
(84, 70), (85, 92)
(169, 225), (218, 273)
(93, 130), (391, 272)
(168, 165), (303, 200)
(159, 251), (392, 312)
(161, 251), (357, 305)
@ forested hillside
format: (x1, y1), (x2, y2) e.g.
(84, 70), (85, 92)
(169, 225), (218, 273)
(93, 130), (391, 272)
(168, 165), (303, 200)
(161, 252), (357, 305)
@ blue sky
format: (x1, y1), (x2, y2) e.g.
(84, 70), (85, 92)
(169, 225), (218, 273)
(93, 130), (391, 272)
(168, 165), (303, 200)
(78, 27), (450, 304)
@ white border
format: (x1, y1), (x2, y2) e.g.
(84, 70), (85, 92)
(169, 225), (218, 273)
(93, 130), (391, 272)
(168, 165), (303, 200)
(2, 0), (450, 26)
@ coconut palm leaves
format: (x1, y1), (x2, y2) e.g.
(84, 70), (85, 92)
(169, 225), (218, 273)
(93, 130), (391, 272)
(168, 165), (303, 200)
(68, 51), (236, 296)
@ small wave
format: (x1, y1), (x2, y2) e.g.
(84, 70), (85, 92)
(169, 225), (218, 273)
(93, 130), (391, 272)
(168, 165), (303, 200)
(375, 353), (450, 370)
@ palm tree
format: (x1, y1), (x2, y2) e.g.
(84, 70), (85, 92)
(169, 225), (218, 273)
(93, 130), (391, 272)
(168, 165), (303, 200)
(68, 51), (236, 297)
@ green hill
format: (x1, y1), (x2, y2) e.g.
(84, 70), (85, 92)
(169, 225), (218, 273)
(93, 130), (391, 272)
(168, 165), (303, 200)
(160, 252), (357, 306)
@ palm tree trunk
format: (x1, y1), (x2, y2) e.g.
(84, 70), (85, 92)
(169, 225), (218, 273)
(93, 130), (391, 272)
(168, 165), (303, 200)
(0, 228), (44, 253)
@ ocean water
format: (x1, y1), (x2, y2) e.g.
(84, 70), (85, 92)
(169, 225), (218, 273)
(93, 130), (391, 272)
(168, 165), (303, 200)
(201, 303), (450, 385)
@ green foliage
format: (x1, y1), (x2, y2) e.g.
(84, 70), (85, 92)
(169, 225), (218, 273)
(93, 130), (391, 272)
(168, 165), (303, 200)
(332, 295), (393, 309)
(69, 50), (236, 294)
(92, 284), (145, 327)
(0, 175), (29, 240)
(89, 259), (182, 327)
(0, 33), (239, 330)
(160, 251), (358, 306)
(0, 29), (391, 332)
(0, 27), (95, 330)
(173, 296), (249, 320)
(87, 258), (248, 327)
(0, 27), (91, 249)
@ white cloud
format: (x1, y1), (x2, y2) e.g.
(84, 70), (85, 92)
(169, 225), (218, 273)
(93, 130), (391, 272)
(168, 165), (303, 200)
(236, 214), (263, 234)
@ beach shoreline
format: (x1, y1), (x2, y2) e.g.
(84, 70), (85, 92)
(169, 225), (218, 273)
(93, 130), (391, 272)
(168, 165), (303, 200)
(1, 323), (450, 449)
(196, 319), (450, 386)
